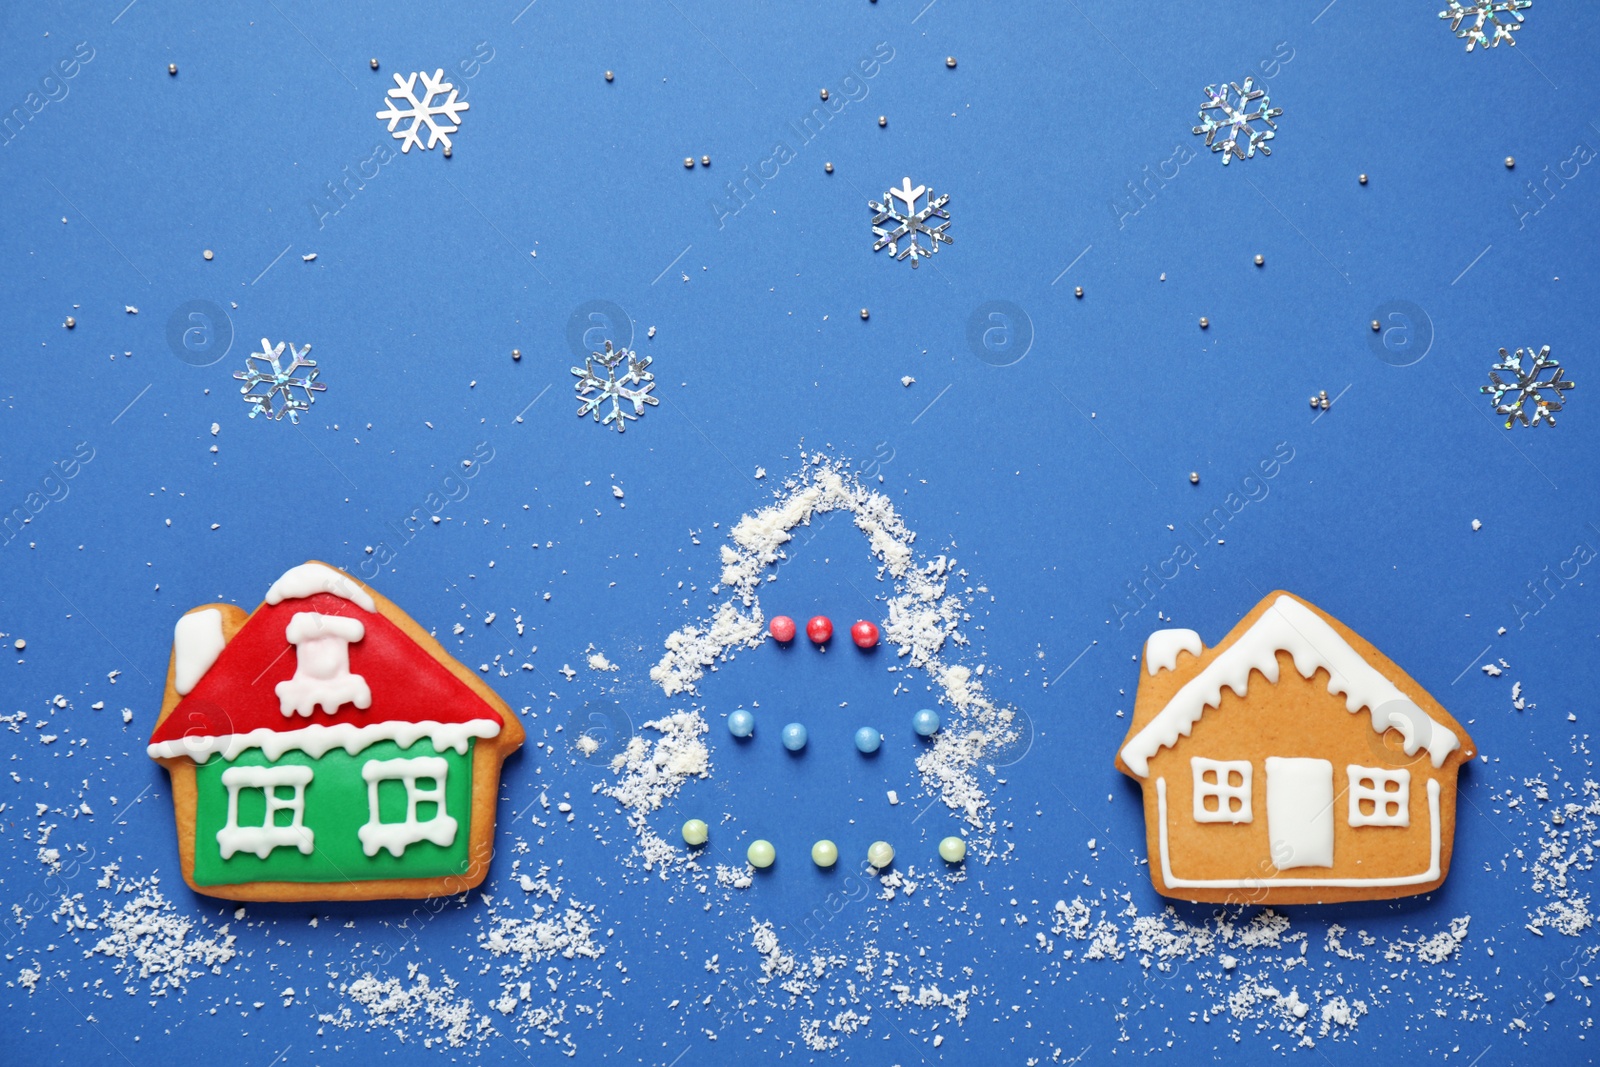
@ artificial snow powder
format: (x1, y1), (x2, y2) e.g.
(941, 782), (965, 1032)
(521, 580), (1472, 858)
(603, 712), (710, 873)
(84, 878), (238, 995)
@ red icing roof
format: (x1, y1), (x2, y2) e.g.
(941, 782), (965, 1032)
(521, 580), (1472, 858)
(149, 592), (503, 747)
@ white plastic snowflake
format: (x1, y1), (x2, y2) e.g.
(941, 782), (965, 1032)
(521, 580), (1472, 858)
(1481, 345), (1572, 428)
(1192, 78), (1282, 164)
(1439, 1), (1531, 51)
(572, 341), (658, 432)
(870, 177), (952, 268)
(234, 338), (326, 424)
(375, 69), (469, 154)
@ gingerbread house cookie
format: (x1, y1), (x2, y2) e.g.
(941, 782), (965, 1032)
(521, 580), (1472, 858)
(147, 562), (524, 901)
(1115, 591), (1476, 905)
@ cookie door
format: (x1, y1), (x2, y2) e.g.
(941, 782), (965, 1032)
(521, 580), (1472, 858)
(1264, 757), (1334, 870)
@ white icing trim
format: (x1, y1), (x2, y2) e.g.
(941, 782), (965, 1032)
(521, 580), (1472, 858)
(216, 764), (314, 860)
(275, 611), (372, 717)
(1146, 628), (1203, 675)
(265, 562), (376, 613)
(1122, 596), (1460, 777)
(1347, 764), (1411, 827)
(1156, 776), (1441, 890)
(1264, 757), (1335, 869)
(357, 755), (459, 858)
(1190, 757), (1252, 824)
(173, 608), (227, 695)
(147, 718), (500, 764)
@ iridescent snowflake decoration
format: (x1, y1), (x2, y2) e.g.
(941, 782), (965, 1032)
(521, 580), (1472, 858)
(1192, 78), (1282, 165)
(234, 339), (325, 424)
(1439, 1), (1531, 51)
(375, 69), (469, 153)
(870, 177), (952, 268)
(1481, 345), (1572, 428)
(572, 340), (658, 433)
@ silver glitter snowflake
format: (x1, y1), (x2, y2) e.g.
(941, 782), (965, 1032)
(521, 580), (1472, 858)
(375, 69), (469, 153)
(870, 177), (952, 268)
(1192, 78), (1283, 165)
(572, 340), (657, 432)
(234, 338), (325, 424)
(1439, 1), (1531, 51)
(1481, 345), (1572, 428)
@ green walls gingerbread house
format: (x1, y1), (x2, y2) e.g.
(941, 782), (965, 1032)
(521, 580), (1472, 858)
(147, 562), (524, 901)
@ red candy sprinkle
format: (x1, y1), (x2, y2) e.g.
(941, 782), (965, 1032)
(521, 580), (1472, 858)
(805, 616), (833, 644)
(850, 620), (880, 649)
(769, 615), (797, 642)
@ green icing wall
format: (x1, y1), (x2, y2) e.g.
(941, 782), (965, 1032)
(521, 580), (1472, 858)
(192, 739), (474, 886)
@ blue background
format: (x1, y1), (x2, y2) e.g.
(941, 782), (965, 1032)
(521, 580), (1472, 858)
(2, 0), (1598, 1062)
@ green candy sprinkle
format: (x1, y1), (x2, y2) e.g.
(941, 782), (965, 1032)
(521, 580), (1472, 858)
(748, 839), (776, 868)
(867, 841), (894, 869)
(811, 840), (839, 868)
(681, 819), (708, 847)
(938, 836), (967, 863)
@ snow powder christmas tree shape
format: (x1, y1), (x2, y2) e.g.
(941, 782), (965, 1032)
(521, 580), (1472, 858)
(375, 68), (469, 153)
(870, 177), (952, 268)
(1192, 78), (1282, 165)
(572, 340), (658, 433)
(1480, 345), (1573, 428)
(234, 338), (326, 424)
(1439, 1), (1532, 51)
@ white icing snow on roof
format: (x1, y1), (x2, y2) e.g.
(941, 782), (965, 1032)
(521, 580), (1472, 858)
(1145, 628), (1203, 675)
(1121, 596), (1460, 777)
(172, 608), (226, 695)
(265, 562), (376, 613)
(147, 719), (500, 764)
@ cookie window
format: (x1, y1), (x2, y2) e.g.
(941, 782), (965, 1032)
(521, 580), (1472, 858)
(216, 764), (315, 860)
(1191, 758), (1252, 824)
(357, 756), (460, 857)
(1346, 765), (1410, 827)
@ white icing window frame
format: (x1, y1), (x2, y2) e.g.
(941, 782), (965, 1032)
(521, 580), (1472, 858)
(358, 755), (460, 858)
(1346, 765), (1410, 827)
(217, 764), (315, 860)
(1191, 757), (1253, 824)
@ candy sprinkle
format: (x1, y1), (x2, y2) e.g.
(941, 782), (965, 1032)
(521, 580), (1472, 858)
(748, 840), (776, 868)
(782, 722), (808, 751)
(728, 709), (755, 738)
(939, 836), (967, 863)
(867, 841), (895, 868)
(769, 615), (797, 642)
(811, 840), (839, 868)
(681, 819), (708, 846)
(851, 620), (880, 648)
